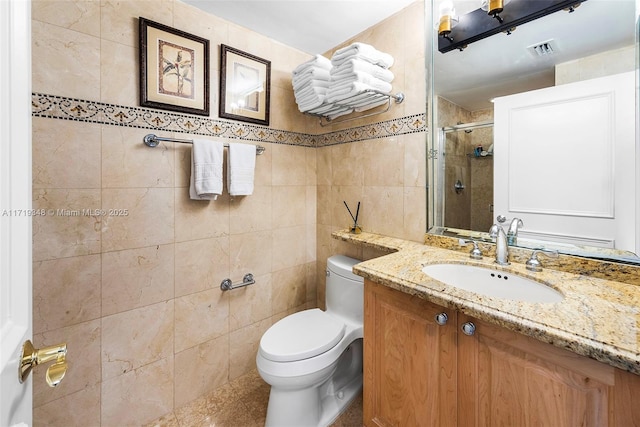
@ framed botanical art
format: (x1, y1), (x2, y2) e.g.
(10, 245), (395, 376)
(219, 44), (271, 126)
(139, 17), (210, 116)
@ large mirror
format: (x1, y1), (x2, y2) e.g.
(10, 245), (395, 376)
(427, 0), (640, 264)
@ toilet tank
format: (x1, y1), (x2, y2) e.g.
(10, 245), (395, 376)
(326, 255), (364, 325)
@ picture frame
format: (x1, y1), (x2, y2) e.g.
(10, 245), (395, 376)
(219, 44), (271, 126)
(139, 17), (210, 116)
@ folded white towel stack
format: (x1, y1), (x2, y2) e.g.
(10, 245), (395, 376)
(331, 42), (394, 69)
(292, 54), (334, 113)
(291, 43), (395, 120)
(227, 143), (256, 196)
(190, 139), (224, 200)
(330, 58), (395, 83)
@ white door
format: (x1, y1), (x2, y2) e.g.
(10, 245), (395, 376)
(0, 1), (33, 425)
(494, 71), (636, 252)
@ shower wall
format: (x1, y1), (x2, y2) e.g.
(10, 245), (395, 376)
(438, 98), (493, 232)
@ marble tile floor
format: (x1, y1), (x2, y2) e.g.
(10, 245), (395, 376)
(146, 369), (363, 427)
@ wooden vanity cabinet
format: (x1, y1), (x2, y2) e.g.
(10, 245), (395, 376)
(364, 279), (640, 427)
(364, 280), (457, 427)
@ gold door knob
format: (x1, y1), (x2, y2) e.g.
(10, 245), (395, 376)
(19, 340), (67, 387)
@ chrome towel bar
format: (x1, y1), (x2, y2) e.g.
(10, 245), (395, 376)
(220, 273), (255, 291)
(143, 134), (266, 155)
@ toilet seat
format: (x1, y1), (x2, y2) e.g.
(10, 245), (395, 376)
(259, 309), (346, 362)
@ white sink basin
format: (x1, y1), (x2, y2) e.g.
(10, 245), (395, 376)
(422, 263), (563, 303)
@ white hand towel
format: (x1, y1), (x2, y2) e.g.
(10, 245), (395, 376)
(227, 143), (256, 196)
(189, 139), (223, 200)
(331, 43), (394, 69)
(330, 58), (395, 82)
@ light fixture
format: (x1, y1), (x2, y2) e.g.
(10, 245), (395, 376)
(480, 0), (512, 23)
(438, 0), (586, 54)
(438, 0), (458, 43)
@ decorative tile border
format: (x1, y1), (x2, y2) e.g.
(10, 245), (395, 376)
(314, 113), (427, 147)
(32, 93), (426, 147)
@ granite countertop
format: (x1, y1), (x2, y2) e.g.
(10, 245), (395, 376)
(333, 230), (640, 375)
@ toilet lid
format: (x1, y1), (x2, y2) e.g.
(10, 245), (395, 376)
(259, 309), (346, 362)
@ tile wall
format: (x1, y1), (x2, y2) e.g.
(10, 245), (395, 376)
(315, 1), (428, 305)
(31, 0), (319, 425)
(31, 0), (428, 425)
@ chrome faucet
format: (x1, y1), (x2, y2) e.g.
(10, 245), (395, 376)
(507, 218), (524, 245)
(489, 223), (509, 265)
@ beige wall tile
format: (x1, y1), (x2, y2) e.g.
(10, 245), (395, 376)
(272, 225), (307, 272)
(174, 334), (229, 408)
(272, 185), (306, 228)
(101, 356), (174, 426)
(173, 0), (229, 72)
(271, 264), (307, 315)
(34, 383), (101, 427)
(32, 20), (100, 99)
(100, 39), (138, 105)
(174, 188), (229, 242)
(33, 319), (101, 408)
(363, 137), (404, 187)
(254, 144), (273, 186)
(102, 244), (175, 316)
(272, 144), (307, 186)
(331, 185), (365, 229)
(227, 23), (274, 65)
(174, 288), (229, 352)
(229, 185), (272, 234)
(33, 255), (101, 333)
(102, 126), (175, 188)
(229, 272), (272, 331)
(32, 118), (101, 189)
(101, 188), (174, 251)
(404, 186), (427, 242)
(317, 185), (331, 226)
(229, 319), (271, 380)
(229, 230), (273, 279)
(32, 189), (102, 261)
(362, 186), (405, 237)
(175, 237), (230, 297)
(32, 0), (101, 37)
(102, 300), (174, 380)
(306, 261), (318, 305)
(100, 0), (173, 47)
(404, 132), (427, 187)
(331, 142), (365, 187)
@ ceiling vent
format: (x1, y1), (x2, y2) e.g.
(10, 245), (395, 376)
(528, 40), (557, 57)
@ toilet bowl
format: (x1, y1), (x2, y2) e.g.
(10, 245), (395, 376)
(256, 255), (364, 427)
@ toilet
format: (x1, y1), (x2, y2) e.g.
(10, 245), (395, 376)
(256, 255), (364, 427)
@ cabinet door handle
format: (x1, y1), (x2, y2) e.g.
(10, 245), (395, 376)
(461, 322), (476, 336)
(434, 312), (448, 325)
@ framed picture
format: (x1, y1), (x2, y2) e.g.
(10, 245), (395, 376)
(219, 44), (271, 126)
(139, 17), (210, 116)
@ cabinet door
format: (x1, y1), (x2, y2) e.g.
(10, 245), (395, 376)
(364, 280), (457, 427)
(457, 315), (615, 427)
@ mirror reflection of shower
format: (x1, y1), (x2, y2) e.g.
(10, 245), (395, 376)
(441, 120), (494, 232)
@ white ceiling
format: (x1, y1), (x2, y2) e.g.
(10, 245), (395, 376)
(435, 0), (637, 110)
(182, 0), (417, 54)
(184, 0), (636, 111)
